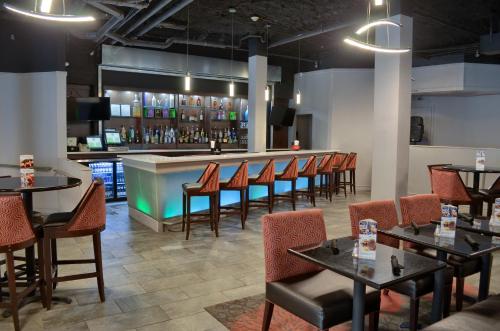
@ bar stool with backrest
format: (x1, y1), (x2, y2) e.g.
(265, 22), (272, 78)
(347, 152), (358, 194)
(332, 152), (349, 198)
(0, 195), (46, 331)
(182, 162), (220, 240)
(273, 156), (299, 210)
(261, 209), (380, 331)
(297, 155), (317, 207)
(316, 154), (334, 202)
(400, 194), (483, 312)
(42, 180), (106, 309)
(349, 200), (454, 331)
(479, 176), (500, 218)
(218, 161), (248, 229)
(246, 159), (275, 214)
(430, 167), (484, 216)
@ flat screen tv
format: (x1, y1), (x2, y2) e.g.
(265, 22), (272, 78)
(67, 97), (111, 121)
(269, 106), (296, 126)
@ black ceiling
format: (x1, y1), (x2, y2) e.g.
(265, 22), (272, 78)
(3, 0), (500, 68)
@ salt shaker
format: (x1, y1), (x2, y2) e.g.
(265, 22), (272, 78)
(352, 240), (359, 258)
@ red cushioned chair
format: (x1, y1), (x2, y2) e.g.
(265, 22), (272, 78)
(400, 194), (483, 312)
(42, 181), (106, 309)
(0, 195), (46, 331)
(219, 161), (248, 229)
(273, 157), (299, 210)
(247, 159), (275, 214)
(261, 209), (380, 331)
(316, 154), (335, 202)
(297, 155), (317, 207)
(479, 175), (500, 218)
(349, 200), (453, 331)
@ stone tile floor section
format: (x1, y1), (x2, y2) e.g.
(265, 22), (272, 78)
(0, 191), (499, 330)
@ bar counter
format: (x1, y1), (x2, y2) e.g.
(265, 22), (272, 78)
(122, 149), (337, 232)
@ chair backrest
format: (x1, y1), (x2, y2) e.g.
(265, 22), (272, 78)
(430, 168), (471, 204)
(0, 194), (35, 248)
(279, 156), (299, 180)
(261, 209), (326, 283)
(255, 159), (275, 184)
(199, 163), (220, 193)
(318, 154), (334, 173)
(346, 153), (357, 170)
(300, 155), (317, 177)
(349, 200), (400, 248)
(427, 164), (452, 192)
(333, 153), (349, 171)
(489, 175), (500, 193)
(66, 181), (107, 232)
(225, 161), (248, 189)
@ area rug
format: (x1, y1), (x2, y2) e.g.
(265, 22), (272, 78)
(205, 282), (479, 331)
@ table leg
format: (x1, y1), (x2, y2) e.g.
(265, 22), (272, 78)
(478, 254), (492, 301)
(470, 173), (480, 216)
(431, 250), (447, 323)
(21, 192), (36, 286)
(352, 280), (366, 331)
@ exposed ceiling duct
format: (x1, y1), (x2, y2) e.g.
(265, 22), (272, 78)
(87, 0), (149, 9)
(135, 0), (194, 37)
(84, 1), (124, 19)
(106, 32), (173, 49)
(158, 22), (186, 31)
(121, 0), (174, 38)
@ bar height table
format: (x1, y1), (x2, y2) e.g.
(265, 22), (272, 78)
(289, 237), (446, 331)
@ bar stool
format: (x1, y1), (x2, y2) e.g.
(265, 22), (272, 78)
(0, 195), (46, 331)
(332, 152), (349, 197)
(273, 157), (299, 211)
(296, 155), (317, 207)
(317, 154), (334, 202)
(247, 159), (275, 214)
(182, 162), (220, 240)
(219, 161), (248, 229)
(346, 152), (357, 194)
(43, 181), (106, 309)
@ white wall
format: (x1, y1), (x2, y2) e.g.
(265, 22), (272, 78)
(293, 69), (374, 190)
(412, 94), (500, 148)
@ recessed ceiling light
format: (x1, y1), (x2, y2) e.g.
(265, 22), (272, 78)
(250, 15), (259, 22)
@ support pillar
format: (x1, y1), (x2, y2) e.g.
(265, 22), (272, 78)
(247, 37), (267, 152)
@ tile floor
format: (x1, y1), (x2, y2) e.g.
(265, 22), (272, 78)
(0, 191), (498, 330)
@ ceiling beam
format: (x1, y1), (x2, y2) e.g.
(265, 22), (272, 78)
(136, 0), (194, 37)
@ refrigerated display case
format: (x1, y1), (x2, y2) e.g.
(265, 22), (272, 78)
(79, 159), (127, 201)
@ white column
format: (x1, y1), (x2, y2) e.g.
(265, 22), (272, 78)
(371, 14), (413, 201)
(248, 55), (268, 152)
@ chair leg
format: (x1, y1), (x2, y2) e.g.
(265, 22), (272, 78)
(487, 202), (493, 218)
(43, 238), (53, 310)
(369, 311), (379, 331)
(353, 170), (356, 195)
(262, 300), (274, 331)
(291, 179), (296, 211)
(409, 298), (419, 331)
(93, 233), (105, 302)
(329, 173), (333, 202)
(342, 172), (347, 198)
(182, 192), (186, 232)
(36, 239), (47, 308)
(319, 175), (323, 197)
(213, 194), (219, 237)
(245, 186), (250, 220)
(51, 239), (58, 290)
(240, 189), (245, 229)
(268, 184), (273, 214)
(6, 252), (20, 331)
(209, 195), (214, 232)
(311, 177), (316, 207)
(186, 194), (191, 240)
(456, 277), (465, 312)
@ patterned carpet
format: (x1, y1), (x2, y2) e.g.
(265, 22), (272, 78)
(205, 282), (479, 331)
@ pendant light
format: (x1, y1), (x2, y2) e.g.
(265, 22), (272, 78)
(184, 6), (191, 92)
(4, 1), (95, 23)
(264, 24), (270, 102)
(343, 0), (409, 53)
(228, 8), (236, 97)
(296, 40), (302, 106)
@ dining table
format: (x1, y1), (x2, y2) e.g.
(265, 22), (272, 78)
(379, 223), (500, 323)
(431, 216), (500, 237)
(288, 237), (446, 331)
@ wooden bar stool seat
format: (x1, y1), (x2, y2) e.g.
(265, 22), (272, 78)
(316, 154), (335, 202)
(273, 157), (299, 211)
(219, 161), (248, 229)
(247, 159), (275, 214)
(182, 162), (220, 240)
(297, 155), (317, 207)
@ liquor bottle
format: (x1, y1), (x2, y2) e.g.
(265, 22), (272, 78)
(200, 128), (205, 143)
(181, 110), (186, 121)
(181, 96), (187, 106)
(133, 94), (141, 118)
(160, 126), (164, 144)
(172, 128), (177, 143)
(223, 128), (228, 143)
(129, 126), (135, 144)
(196, 97), (201, 107)
(189, 96), (194, 106)
(151, 94), (157, 107)
(199, 110), (204, 121)
(120, 125), (127, 142)
(156, 128), (160, 144)
(135, 128), (140, 143)
(222, 110), (226, 120)
(218, 129), (223, 143)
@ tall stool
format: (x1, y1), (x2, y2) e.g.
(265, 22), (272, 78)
(332, 152), (349, 197)
(346, 152), (357, 194)
(182, 162), (220, 240)
(273, 157), (299, 211)
(317, 154), (334, 202)
(247, 159), (275, 214)
(0, 195), (46, 331)
(219, 161), (248, 229)
(297, 155), (317, 207)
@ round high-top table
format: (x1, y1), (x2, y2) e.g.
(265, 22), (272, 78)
(0, 176), (81, 308)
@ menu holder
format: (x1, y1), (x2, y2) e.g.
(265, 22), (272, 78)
(359, 219), (377, 260)
(490, 198), (500, 226)
(20, 154), (34, 186)
(475, 150), (485, 171)
(440, 205), (457, 238)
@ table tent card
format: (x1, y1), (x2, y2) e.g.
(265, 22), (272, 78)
(440, 205), (457, 238)
(359, 219), (377, 260)
(490, 198), (500, 226)
(19, 154), (34, 186)
(476, 150), (486, 171)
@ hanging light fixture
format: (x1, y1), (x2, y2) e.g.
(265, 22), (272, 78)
(3, 1), (95, 23)
(264, 24), (270, 102)
(296, 40), (302, 105)
(265, 86), (270, 102)
(184, 6), (191, 92)
(228, 8), (236, 97)
(343, 0), (410, 53)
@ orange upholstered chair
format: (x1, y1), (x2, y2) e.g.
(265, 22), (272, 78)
(261, 209), (380, 331)
(480, 175), (500, 217)
(332, 152), (349, 197)
(317, 154), (334, 202)
(0, 195), (46, 331)
(273, 157), (299, 210)
(247, 159), (275, 214)
(219, 161), (248, 229)
(400, 194), (482, 312)
(349, 200), (453, 331)
(182, 162), (220, 240)
(297, 155), (317, 207)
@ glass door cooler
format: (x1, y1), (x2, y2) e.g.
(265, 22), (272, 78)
(78, 159), (127, 202)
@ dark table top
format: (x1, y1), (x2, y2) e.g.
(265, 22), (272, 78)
(288, 237), (446, 290)
(380, 224), (500, 258)
(443, 165), (500, 174)
(0, 176), (81, 193)
(431, 218), (500, 237)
